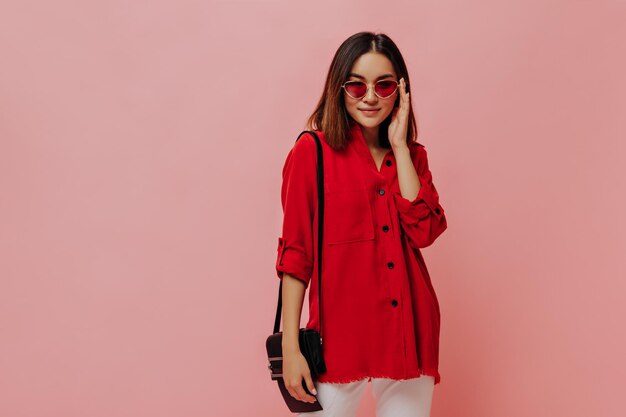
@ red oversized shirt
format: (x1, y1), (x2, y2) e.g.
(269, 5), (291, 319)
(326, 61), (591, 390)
(275, 119), (448, 384)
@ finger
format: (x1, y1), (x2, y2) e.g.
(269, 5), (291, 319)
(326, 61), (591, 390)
(286, 378), (306, 402)
(295, 385), (315, 403)
(286, 380), (302, 401)
(298, 376), (317, 403)
(285, 384), (299, 401)
(403, 80), (410, 104)
(304, 374), (318, 399)
(402, 80), (409, 105)
(397, 90), (404, 113)
(402, 86), (410, 111)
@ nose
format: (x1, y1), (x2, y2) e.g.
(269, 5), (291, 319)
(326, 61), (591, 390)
(363, 85), (378, 103)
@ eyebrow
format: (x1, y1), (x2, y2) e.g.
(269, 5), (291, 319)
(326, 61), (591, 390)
(348, 72), (395, 81)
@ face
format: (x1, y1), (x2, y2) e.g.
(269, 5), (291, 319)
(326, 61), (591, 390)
(343, 52), (399, 131)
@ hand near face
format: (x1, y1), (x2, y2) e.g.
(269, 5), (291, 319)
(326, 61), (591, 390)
(388, 77), (410, 150)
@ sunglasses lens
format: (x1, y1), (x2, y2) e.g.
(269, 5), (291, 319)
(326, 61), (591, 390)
(344, 82), (367, 98)
(375, 81), (398, 98)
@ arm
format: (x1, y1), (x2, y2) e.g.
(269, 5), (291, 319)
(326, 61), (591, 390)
(393, 144), (447, 249)
(275, 133), (317, 288)
(275, 133), (319, 402)
(281, 273), (306, 353)
(281, 272), (318, 402)
(275, 132), (318, 348)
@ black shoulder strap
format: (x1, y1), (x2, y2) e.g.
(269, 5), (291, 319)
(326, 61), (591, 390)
(273, 130), (324, 341)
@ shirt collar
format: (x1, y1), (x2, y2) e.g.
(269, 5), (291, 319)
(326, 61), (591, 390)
(347, 118), (392, 174)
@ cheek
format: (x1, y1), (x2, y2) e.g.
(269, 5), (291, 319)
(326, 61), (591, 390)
(344, 97), (359, 115)
(380, 102), (395, 118)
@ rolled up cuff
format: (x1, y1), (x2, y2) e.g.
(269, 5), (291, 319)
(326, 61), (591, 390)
(275, 236), (313, 287)
(394, 176), (443, 222)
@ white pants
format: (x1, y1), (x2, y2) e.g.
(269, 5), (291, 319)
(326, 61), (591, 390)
(298, 375), (435, 417)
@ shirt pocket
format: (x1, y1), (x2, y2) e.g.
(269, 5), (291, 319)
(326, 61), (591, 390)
(324, 180), (375, 245)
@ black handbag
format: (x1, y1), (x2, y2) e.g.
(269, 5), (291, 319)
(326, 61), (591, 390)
(266, 130), (327, 413)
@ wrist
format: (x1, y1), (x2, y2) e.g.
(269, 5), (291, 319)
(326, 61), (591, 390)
(282, 343), (301, 355)
(392, 144), (410, 154)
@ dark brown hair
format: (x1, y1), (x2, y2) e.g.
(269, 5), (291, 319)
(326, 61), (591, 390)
(305, 32), (419, 151)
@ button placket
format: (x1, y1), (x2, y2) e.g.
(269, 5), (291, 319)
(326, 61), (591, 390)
(374, 183), (400, 310)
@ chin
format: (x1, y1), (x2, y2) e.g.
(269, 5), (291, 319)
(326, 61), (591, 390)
(356, 118), (381, 128)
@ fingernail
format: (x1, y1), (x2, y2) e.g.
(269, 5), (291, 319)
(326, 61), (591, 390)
(312, 388), (317, 394)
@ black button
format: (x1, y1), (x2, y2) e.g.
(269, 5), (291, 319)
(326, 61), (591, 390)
(391, 299), (398, 307)
(382, 225), (389, 232)
(378, 189), (385, 195)
(385, 160), (392, 166)
(435, 207), (441, 215)
(387, 261), (394, 269)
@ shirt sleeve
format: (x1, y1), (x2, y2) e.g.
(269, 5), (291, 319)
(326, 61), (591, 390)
(275, 133), (318, 288)
(392, 144), (448, 249)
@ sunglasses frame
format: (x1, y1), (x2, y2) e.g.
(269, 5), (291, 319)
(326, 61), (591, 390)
(341, 79), (402, 99)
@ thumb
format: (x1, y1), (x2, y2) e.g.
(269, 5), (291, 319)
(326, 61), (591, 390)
(304, 374), (317, 395)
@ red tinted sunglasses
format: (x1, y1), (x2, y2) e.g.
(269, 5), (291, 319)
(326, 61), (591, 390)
(341, 79), (401, 99)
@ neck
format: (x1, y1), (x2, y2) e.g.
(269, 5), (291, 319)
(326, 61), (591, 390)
(360, 124), (380, 148)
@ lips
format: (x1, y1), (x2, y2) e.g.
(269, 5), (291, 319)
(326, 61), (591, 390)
(359, 108), (380, 117)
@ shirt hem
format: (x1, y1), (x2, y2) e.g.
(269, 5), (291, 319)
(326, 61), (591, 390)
(316, 369), (441, 385)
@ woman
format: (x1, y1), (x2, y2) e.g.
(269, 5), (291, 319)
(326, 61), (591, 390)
(275, 32), (448, 417)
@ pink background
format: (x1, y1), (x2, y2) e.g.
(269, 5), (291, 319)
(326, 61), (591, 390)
(1, 1), (625, 416)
